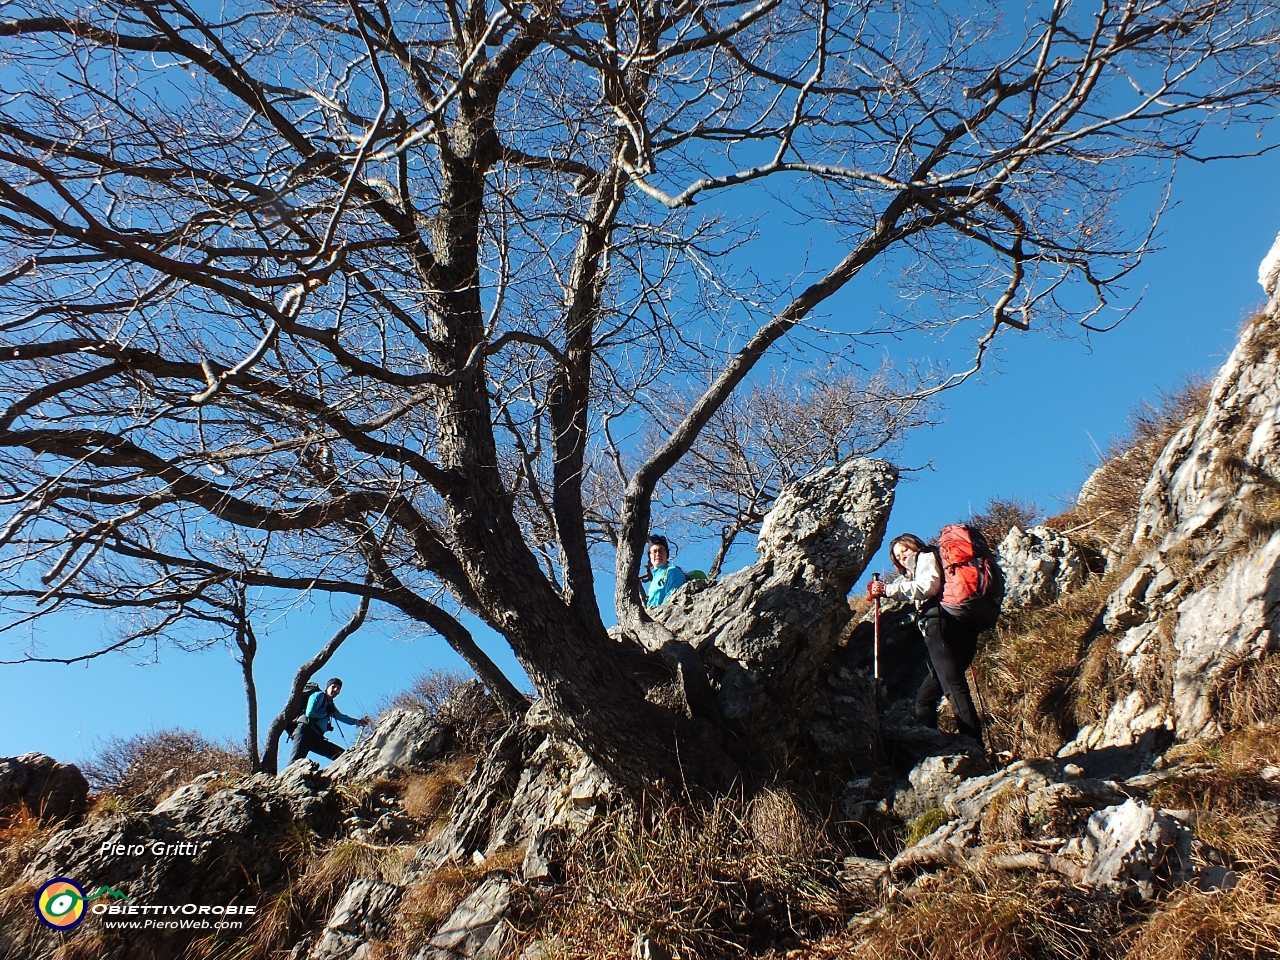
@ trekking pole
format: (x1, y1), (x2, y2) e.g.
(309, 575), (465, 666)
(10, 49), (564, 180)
(871, 572), (881, 685)
(968, 664), (999, 769)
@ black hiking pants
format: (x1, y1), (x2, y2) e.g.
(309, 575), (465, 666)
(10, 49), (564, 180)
(915, 606), (983, 742)
(287, 724), (344, 766)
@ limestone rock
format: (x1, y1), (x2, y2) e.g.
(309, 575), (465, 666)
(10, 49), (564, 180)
(416, 877), (511, 960)
(480, 734), (615, 881)
(943, 759), (1062, 821)
(0, 752), (89, 825)
(1077, 272), (1280, 752)
(19, 765), (341, 957)
(309, 880), (403, 960)
(651, 458), (896, 739)
(1261, 229), (1280, 297)
(891, 755), (988, 820)
(1081, 798), (1193, 898)
(999, 525), (1095, 609)
(325, 708), (449, 784)
(799, 648), (883, 768)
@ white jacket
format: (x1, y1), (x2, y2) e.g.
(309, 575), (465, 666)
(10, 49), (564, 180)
(882, 550), (941, 606)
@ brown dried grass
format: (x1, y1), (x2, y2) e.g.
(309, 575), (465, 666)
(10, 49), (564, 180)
(393, 865), (482, 955)
(518, 788), (855, 958)
(1123, 872), (1280, 960)
(1045, 376), (1210, 552)
(976, 572), (1120, 760)
(1149, 725), (1280, 868)
(852, 871), (1131, 960)
(403, 756), (476, 828)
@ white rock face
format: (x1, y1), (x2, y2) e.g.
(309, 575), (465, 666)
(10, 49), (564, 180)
(1260, 230), (1280, 297)
(325, 709), (449, 783)
(998, 525), (1093, 609)
(1067, 264), (1280, 754)
(309, 880), (402, 960)
(1081, 799), (1193, 899)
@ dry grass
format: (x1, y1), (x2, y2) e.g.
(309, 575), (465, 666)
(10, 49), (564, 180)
(82, 728), (249, 809)
(517, 787), (857, 958)
(851, 870), (1131, 960)
(976, 572), (1121, 759)
(1046, 376), (1210, 552)
(403, 755), (477, 829)
(228, 838), (414, 960)
(392, 864), (483, 956)
(1218, 660), (1280, 739)
(1123, 872), (1280, 960)
(1148, 725), (1280, 869)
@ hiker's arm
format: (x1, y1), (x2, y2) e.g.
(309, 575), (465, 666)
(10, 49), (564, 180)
(331, 707), (362, 725)
(884, 553), (941, 602)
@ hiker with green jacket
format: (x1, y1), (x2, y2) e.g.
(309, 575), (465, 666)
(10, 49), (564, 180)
(287, 677), (370, 766)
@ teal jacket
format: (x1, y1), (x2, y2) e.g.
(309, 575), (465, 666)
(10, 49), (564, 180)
(645, 563), (686, 607)
(303, 691), (360, 735)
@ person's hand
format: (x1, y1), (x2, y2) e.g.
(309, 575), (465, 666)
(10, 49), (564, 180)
(358, 716), (372, 726)
(867, 579), (886, 600)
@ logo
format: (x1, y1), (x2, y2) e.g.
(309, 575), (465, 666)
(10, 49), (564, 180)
(34, 878), (129, 930)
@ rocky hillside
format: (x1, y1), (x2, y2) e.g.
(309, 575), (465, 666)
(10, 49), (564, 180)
(3, 239), (1280, 960)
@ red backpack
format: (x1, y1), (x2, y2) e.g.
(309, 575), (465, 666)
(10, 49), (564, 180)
(936, 524), (1005, 629)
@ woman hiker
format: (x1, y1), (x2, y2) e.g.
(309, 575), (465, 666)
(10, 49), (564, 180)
(867, 533), (984, 742)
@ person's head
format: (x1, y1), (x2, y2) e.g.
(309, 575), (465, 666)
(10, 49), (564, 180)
(325, 678), (343, 698)
(889, 533), (930, 576)
(647, 534), (670, 568)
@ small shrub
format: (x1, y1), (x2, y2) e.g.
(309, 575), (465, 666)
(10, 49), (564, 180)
(383, 669), (471, 716)
(748, 787), (813, 858)
(970, 497), (1043, 547)
(81, 729), (248, 808)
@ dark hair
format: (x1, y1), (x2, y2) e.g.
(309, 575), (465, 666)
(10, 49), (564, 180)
(647, 534), (669, 552)
(888, 533), (931, 576)
(326, 677), (343, 689)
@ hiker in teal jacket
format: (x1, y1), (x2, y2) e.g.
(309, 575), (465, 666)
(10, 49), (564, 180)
(287, 677), (370, 766)
(644, 535), (686, 607)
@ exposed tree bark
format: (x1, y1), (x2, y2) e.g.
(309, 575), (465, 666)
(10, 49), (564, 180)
(233, 597), (261, 772)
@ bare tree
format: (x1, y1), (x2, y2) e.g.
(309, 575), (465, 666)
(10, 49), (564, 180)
(667, 367), (934, 578)
(0, 0), (1277, 791)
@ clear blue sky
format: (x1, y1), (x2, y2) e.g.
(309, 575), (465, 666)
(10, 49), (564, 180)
(4, 144), (1277, 766)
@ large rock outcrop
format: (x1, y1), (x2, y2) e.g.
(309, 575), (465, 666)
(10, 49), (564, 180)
(652, 458), (896, 744)
(1065, 250), (1280, 757)
(999, 525), (1098, 610)
(0, 752), (89, 825)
